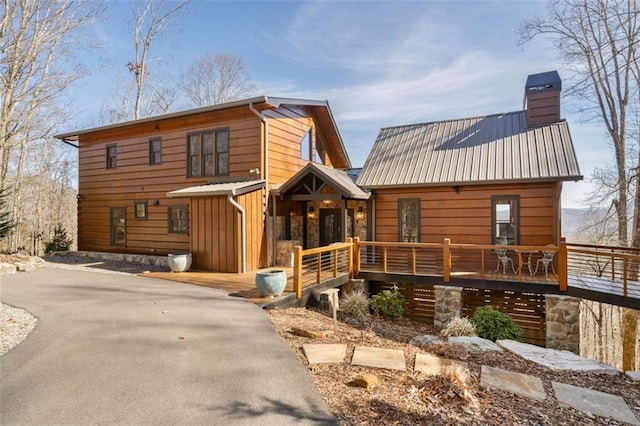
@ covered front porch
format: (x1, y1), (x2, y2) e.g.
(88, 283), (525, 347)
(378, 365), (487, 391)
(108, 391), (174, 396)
(270, 163), (371, 266)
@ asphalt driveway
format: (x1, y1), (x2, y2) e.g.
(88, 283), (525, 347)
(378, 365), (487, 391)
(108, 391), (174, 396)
(0, 268), (336, 425)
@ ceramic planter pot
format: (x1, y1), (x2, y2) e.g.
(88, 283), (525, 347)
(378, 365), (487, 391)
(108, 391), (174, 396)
(255, 269), (287, 298)
(168, 253), (192, 272)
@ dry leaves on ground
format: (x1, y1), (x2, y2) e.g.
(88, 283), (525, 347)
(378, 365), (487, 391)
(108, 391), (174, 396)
(267, 307), (640, 426)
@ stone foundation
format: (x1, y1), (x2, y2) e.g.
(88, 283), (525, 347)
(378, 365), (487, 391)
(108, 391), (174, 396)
(52, 251), (168, 267)
(434, 286), (462, 330)
(546, 295), (580, 353)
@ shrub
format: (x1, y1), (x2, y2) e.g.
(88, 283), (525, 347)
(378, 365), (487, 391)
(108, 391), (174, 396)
(340, 289), (370, 319)
(45, 223), (73, 253)
(370, 285), (404, 320)
(441, 316), (476, 338)
(469, 306), (521, 342)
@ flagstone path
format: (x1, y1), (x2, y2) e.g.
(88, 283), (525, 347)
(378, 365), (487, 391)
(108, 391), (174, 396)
(302, 343), (639, 425)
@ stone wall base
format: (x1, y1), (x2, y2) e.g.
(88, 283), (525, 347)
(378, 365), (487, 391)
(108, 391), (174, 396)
(51, 251), (168, 267)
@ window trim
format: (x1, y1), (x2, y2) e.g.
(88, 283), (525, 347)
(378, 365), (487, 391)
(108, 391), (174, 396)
(134, 200), (148, 220)
(491, 195), (520, 245)
(168, 205), (189, 234)
(106, 144), (117, 169)
(186, 128), (229, 177)
(397, 198), (421, 242)
(149, 138), (162, 165)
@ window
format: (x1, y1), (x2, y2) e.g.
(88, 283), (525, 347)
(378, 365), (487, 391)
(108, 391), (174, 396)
(149, 138), (162, 165)
(300, 129), (310, 161)
(187, 129), (229, 177)
(398, 199), (420, 242)
(110, 207), (126, 245)
(492, 196), (520, 245)
(134, 201), (147, 220)
(106, 144), (117, 169)
(168, 205), (188, 234)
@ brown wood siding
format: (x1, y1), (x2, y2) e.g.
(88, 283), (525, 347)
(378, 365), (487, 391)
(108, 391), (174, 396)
(237, 190), (267, 270)
(373, 182), (559, 246)
(77, 107), (261, 255)
(264, 105), (313, 188)
(190, 196), (239, 272)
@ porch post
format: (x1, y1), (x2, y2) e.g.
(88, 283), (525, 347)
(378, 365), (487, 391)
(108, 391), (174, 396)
(285, 199), (291, 240)
(340, 198), (347, 242)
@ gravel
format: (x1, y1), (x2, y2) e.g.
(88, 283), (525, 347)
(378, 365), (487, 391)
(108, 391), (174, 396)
(1, 303), (37, 356)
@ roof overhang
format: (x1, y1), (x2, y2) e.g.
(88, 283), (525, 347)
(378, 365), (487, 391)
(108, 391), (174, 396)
(360, 175), (584, 190)
(166, 180), (265, 198)
(277, 163), (370, 200)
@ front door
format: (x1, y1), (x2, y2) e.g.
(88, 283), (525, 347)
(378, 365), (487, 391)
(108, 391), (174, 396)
(319, 208), (353, 246)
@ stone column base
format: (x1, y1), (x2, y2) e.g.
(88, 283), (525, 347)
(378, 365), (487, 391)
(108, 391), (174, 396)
(434, 286), (462, 330)
(546, 294), (580, 353)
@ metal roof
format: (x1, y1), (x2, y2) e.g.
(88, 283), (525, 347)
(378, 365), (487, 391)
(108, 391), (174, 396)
(166, 180), (265, 198)
(277, 163), (370, 200)
(356, 110), (582, 188)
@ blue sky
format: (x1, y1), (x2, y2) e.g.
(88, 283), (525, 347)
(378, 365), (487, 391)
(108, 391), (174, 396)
(63, 0), (608, 208)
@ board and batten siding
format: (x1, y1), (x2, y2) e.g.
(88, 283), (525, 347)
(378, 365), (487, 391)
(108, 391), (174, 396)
(76, 107), (262, 255)
(373, 182), (560, 245)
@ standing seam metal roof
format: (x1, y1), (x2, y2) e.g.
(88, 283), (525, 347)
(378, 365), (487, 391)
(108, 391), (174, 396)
(355, 110), (582, 188)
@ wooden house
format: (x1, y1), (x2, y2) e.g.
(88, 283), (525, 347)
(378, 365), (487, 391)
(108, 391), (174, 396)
(55, 97), (352, 273)
(356, 71), (583, 247)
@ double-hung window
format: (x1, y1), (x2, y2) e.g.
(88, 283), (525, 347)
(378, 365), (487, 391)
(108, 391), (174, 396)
(168, 205), (188, 234)
(149, 138), (162, 165)
(187, 129), (229, 177)
(106, 144), (117, 169)
(492, 196), (520, 245)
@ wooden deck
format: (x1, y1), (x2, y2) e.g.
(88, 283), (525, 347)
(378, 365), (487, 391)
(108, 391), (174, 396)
(144, 267), (296, 306)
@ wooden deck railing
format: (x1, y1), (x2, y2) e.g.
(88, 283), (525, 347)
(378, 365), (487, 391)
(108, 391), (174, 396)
(354, 238), (566, 288)
(292, 238), (640, 302)
(292, 239), (353, 298)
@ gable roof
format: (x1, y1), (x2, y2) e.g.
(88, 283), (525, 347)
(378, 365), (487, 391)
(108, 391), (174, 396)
(356, 110), (582, 188)
(277, 163), (370, 200)
(54, 96), (351, 168)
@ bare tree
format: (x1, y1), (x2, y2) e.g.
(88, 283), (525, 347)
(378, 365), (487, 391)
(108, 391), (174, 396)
(519, 0), (639, 246)
(127, 0), (189, 120)
(180, 52), (257, 107)
(0, 0), (101, 185)
(520, 0), (640, 373)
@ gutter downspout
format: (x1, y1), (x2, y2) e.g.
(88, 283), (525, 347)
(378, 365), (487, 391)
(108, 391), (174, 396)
(228, 194), (246, 273)
(249, 103), (272, 265)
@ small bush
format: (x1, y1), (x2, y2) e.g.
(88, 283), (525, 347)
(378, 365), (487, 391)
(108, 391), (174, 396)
(469, 306), (521, 342)
(340, 289), (370, 319)
(45, 223), (73, 253)
(370, 285), (404, 320)
(441, 316), (476, 338)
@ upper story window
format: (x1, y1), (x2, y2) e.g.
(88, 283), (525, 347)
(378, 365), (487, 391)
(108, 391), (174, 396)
(492, 196), (520, 245)
(106, 144), (117, 169)
(300, 129), (311, 161)
(149, 138), (162, 165)
(187, 129), (229, 177)
(398, 198), (420, 242)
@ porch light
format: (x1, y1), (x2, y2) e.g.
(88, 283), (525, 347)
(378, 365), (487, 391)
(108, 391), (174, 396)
(308, 206), (316, 219)
(322, 199), (332, 206)
(356, 206), (365, 221)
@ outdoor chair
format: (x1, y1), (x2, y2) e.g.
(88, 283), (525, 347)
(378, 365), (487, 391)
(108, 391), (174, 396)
(494, 247), (516, 274)
(535, 244), (557, 276)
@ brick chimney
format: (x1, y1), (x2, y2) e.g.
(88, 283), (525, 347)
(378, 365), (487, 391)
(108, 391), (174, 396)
(524, 71), (562, 127)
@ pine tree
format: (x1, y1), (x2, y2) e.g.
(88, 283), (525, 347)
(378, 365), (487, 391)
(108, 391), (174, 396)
(45, 223), (73, 253)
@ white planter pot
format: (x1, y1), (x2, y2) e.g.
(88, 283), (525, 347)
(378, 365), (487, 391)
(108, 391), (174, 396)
(168, 253), (192, 272)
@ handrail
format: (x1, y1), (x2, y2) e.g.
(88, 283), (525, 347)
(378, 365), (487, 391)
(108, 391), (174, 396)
(292, 240), (353, 299)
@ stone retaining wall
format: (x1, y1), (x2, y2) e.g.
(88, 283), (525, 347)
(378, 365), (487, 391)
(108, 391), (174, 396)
(52, 251), (168, 267)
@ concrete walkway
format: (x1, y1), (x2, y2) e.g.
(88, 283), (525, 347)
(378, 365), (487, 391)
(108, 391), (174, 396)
(0, 268), (336, 425)
(303, 343), (638, 425)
